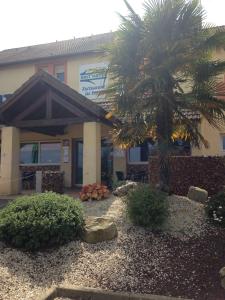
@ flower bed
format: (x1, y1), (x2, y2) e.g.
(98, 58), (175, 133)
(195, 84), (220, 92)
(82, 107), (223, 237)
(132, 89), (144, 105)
(79, 184), (109, 201)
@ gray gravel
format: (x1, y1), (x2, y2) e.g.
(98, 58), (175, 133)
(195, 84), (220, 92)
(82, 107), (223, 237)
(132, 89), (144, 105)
(0, 195), (208, 300)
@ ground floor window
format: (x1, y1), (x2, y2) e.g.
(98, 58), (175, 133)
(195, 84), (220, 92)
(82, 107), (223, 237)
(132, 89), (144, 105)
(221, 135), (225, 151)
(40, 143), (61, 164)
(128, 139), (156, 163)
(128, 138), (191, 163)
(20, 142), (61, 165)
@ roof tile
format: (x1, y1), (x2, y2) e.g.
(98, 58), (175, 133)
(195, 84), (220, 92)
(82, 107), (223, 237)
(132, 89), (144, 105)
(0, 32), (114, 66)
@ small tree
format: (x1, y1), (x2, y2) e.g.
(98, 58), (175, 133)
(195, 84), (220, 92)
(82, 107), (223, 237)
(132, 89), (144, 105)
(106, 0), (225, 190)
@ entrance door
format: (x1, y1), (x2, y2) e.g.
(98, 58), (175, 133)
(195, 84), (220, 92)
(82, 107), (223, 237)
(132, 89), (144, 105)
(72, 140), (83, 186)
(72, 139), (113, 186)
(101, 139), (113, 186)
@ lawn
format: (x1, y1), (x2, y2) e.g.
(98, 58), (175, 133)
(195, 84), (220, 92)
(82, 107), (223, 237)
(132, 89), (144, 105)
(0, 195), (224, 300)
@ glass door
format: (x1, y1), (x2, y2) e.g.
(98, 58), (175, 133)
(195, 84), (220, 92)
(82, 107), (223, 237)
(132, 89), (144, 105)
(101, 139), (113, 186)
(72, 139), (113, 186)
(72, 140), (83, 185)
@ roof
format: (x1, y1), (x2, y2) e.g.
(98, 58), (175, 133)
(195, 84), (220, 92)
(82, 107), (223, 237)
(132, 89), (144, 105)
(0, 32), (114, 67)
(0, 70), (115, 128)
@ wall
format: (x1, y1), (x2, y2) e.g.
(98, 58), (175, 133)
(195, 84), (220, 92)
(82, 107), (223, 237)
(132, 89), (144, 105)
(0, 52), (108, 95)
(0, 63), (35, 94)
(192, 117), (225, 156)
(149, 156), (225, 196)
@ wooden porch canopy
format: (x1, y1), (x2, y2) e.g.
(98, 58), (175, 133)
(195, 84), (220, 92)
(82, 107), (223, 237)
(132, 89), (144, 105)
(0, 70), (113, 135)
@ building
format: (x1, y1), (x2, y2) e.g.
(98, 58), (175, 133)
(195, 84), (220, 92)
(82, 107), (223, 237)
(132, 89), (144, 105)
(0, 32), (225, 195)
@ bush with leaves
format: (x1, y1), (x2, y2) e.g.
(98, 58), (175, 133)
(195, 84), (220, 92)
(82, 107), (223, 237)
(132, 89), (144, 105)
(206, 191), (225, 226)
(125, 184), (168, 228)
(0, 192), (84, 251)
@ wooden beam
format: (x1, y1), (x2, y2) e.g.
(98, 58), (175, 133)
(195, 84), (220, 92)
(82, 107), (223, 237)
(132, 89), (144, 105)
(28, 126), (66, 136)
(46, 90), (52, 119)
(52, 92), (87, 118)
(14, 93), (47, 121)
(13, 117), (94, 128)
(43, 75), (104, 117)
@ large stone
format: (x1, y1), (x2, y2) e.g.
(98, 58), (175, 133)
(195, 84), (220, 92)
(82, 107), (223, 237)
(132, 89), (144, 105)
(219, 266), (225, 278)
(187, 186), (208, 204)
(221, 277), (225, 290)
(82, 217), (118, 243)
(113, 181), (137, 197)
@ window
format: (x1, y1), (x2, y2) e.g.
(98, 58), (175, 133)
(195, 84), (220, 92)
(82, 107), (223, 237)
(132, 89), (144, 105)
(20, 142), (61, 164)
(38, 65), (49, 73)
(40, 143), (61, 163)
(128, 138), (191, 163)
(222, 135), (225, 151)
(54, 65), (65, 82)
(128, 140), (156, 163)
(20, 143), (39, 164)
(36, 62), (66, 83)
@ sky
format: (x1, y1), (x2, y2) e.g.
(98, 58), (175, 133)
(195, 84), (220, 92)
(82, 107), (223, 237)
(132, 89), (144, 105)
(1, 0), (225, 51)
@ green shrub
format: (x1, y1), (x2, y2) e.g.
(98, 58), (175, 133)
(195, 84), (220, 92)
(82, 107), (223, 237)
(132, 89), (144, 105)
(125, 184), (168, 228)
(206, 191), (225, 226)
(0, 192), (84, 251)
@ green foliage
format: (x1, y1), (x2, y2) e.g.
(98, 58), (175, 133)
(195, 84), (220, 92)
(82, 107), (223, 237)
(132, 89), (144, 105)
(0, 192), (84, 251)
(107, 0), (225, 187)
(125, 184), (168, 228)
(206, 191), (225, 226)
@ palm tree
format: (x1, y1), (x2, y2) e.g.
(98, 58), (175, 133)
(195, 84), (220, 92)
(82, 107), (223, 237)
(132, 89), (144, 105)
(106, 0), (225, 191)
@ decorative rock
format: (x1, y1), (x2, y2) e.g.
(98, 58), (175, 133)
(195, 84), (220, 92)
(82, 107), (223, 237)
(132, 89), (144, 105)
(187, 186), (208, 204)
(221, 277), (225, 289)
(219, 266), (225, 278)
(113, 181), (137, 197)
(82, 217), (118, 243)
(219, 266), (225, 289)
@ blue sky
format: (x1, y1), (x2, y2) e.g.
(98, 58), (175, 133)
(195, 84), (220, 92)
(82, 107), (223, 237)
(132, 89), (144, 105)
(1, 0), (224, 50)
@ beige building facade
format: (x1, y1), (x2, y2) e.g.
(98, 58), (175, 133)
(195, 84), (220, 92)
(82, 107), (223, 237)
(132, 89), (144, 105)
(0, 32), (224, 195)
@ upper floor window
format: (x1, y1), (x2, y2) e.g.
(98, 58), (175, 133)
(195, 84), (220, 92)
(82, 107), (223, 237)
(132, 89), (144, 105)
(54, 65), (65, 82)
(38, 65), (49, 73)
(36, 62), (66, 83)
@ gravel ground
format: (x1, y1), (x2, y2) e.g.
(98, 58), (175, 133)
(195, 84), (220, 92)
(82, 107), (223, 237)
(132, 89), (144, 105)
(163, 195), (206, 239)
(0, 195), (224, 300)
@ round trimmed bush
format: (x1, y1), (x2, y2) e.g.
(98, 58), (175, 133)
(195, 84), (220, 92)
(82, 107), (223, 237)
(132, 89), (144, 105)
(0, 192), (84, 251)
(126, 184), (168, 228)
(206, 191), (225, 226)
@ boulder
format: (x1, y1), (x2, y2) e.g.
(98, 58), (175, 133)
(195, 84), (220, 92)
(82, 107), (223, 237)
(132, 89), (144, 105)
(187, 186), (208, 204)
(219, 267), (225, 278)
(221, 278), (225, 290)
(82, 217), (118, 244)
(113, 181), (137, 197)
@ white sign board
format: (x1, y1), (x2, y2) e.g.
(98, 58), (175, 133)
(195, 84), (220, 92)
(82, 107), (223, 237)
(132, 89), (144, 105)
(79, 62), (109, 101)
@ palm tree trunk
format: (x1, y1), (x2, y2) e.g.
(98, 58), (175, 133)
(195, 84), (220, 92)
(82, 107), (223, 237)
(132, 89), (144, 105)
(156, 101), (173, 192)
(158, 139), (170, 191)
